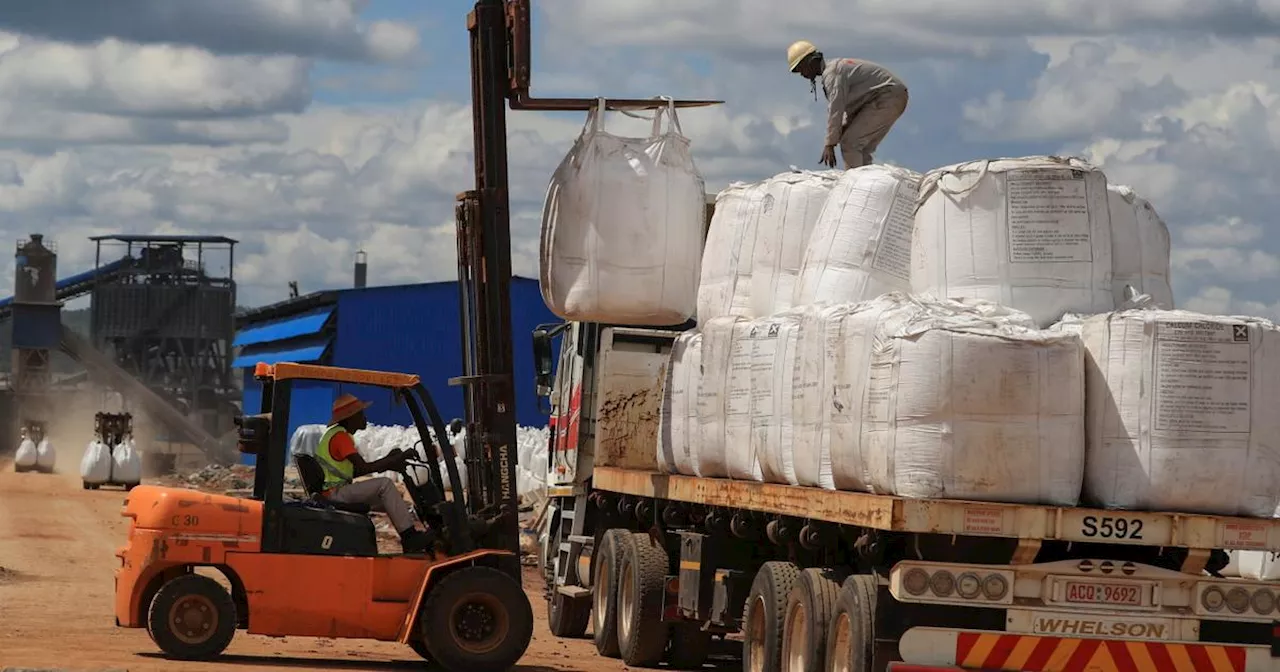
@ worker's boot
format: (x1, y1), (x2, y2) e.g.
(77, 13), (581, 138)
(399, 527), (429, 554)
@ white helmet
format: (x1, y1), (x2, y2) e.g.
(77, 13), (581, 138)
(787, 40), (818, 72)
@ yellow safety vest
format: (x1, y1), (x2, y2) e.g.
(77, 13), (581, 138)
(315, 424), (355, 490)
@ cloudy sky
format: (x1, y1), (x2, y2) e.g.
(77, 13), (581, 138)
(0, 0), (1273, 315)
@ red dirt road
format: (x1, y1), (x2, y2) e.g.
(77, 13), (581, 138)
(0, 463), (629, 672)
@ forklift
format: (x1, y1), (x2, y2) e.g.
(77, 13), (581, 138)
(113, 363), (533, 671)
(82, 412), (139, 490)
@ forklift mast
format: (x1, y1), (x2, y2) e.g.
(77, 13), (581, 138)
(456, 0), (719, 579)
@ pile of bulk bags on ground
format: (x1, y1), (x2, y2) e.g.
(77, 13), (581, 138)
(290, 423), (551, 503)
(538, 126), (1280, 518)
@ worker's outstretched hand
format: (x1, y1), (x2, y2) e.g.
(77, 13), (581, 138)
(820, 146), (837, 168)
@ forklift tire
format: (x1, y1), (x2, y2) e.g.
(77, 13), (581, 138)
(666, 622), (712, 670)
(783, 567), (847, 672)
(146, 574), (237, 661)
(616, 532), (670, 668)
(743, 561), (800, 672)
(409, 639), (435, 664)
(825, 574), (878, 672)
(547, 591), (590, 638)
(420, 566), (533, 672)
(592, 529), (629, 657)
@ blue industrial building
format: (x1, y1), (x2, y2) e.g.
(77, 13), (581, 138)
(233, 277), (558, 464)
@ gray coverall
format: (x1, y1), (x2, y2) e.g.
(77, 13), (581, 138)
(821, 58), (909, 169)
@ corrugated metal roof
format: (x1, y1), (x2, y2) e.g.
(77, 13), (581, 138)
(231, 338), (331, 368)
(233, 307), (334, 347)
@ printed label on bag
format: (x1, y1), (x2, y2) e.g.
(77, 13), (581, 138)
(870, 179), (920, 282)
(1006, 169), (1093, 264)
(1153, 321), (1251, 433)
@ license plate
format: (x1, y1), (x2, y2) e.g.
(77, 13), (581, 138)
(1064, 581), (1144, 606)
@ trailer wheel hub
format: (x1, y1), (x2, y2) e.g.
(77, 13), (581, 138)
(169, 594), (217, 645)
(747, 595), (766, 672)
(829, 611), (852, 672)
(785, 601), (809, 671)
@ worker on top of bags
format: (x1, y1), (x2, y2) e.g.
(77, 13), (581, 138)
(787, 40), (909, 170)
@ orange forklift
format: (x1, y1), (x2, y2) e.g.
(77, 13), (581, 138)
(113, 362), (533, 670)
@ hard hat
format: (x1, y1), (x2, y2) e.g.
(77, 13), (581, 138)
(787, 40), (818, 72)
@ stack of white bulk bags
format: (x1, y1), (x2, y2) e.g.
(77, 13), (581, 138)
(696, 316), (747, 478)
(750, 311), (805, 485)
(1079, 310), (1280, 516)
(540, 98), (706, 326)
(750, 170), (841, 317)
(697, 183), (768, 320)
(913, 156), (1115, 327)
(658, 331), (702, 475)
(794, 165), (922, 306)
(1107, 185), (1174, 309)
(827, 294), (1086, 504)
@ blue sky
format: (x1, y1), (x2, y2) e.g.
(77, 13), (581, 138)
(0, 0), (1273, 318)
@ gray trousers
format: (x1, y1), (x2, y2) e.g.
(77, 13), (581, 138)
(329, 476), (415, 532)
(839, 87), (909, 169)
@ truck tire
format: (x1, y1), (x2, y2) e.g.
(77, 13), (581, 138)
(825, 574), (877, 672)
(146, 574), (238, 661)
(667, 622), (712, 670)
(617, 531), (671, 667)
(783, 567), (847, 672)
(548, 591), (590, 638)
(593, 529), (628, 657)
(743, 561), (800, 672)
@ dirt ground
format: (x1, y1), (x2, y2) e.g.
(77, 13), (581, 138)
(0, 460), (641, 672)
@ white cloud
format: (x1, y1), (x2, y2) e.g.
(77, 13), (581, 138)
(0, 33), (312, 118)
(0, 0), (421, 63)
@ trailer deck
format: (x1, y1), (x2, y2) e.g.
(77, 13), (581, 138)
(593, 467), (1280, 553)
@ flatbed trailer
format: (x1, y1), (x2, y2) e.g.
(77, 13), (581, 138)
(533, 323), (1280, 672)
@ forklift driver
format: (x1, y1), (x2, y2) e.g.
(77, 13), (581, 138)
(316, 393), (430, 554)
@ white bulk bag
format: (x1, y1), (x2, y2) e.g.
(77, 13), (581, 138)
(723, 319), (763, 481)
(791, 303), (857, 490)
(749, 170), (841, 317)
(14, 438), (36, 469)
(1107, 185), (1174, 309)
(540, 97), (706, 326)
(1236, 552), (1280, 580)
(698, 183), (768, 321)
(750, 312), (805, 485)
(913, 156), (1115, 327)
(834, 294), (1085, 504)
(80, 440), (112, 484)
(112, 439), (142, 485)
(658, 331), (701, 475)
(1080, 310), (1280, 516)
(794, 165), (921, 306)
(36, 439), (55, 471)
(289, 424), (327, 460)
(696, 316), (746, 479)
